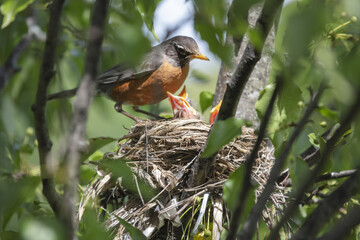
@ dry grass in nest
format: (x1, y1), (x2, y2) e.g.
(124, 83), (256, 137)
(79, 119), (286, 239)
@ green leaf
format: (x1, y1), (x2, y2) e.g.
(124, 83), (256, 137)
(113, 215), (147, 240)
(223, 166), (244, 211)
(199, 91), (214, 113)
(80, 211), (111, 240)
(201, 118), (244, 158)
(194, 0), (232, 63)
(0, 0), (35, 28)
(81, 137), (116, 162)
(318, 136), (333, 173)
(0, 133), (12, 174)
(223, 166), (255, 224)
(317, 106), (339, 122)
(21, 217), (65, 240)
(136, 0), (161, 40)
(289, 156), (311, 195)
(308, 133), (320, 148)
(99, 158), (158, 202)
(0, 176), (40, 229)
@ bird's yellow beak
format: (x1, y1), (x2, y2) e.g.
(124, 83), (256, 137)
(190, 52), (209, 61)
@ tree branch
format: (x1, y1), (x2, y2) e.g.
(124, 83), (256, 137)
(291, 169), (360, 240)
(239, 86), (324, 240)
(315, 169), (357, 182)
(32, 0), (66, 217)
(60, 0), (109, 239)
(269, 91), (360, 239)
(0, 17), (45, 91)
(183, 0), (284, 195)
(212, 0), (256, 106)
(316, 204), (360, 240)
(216, 0), (284, 121)
(225, 77), (281, 240)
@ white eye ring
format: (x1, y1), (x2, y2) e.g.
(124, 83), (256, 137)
(175, 44), (188, 55)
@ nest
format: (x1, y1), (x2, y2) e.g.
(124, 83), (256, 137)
(79, 119), (286, 239)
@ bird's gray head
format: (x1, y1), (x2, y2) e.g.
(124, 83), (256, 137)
(163, 36), (209, 67)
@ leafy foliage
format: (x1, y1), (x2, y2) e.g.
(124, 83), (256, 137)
(0, 0), (35, 28)
(201, 118), (243, 158)
(1, 0), (360, 239)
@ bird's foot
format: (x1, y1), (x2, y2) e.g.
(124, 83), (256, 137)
(114, 103), (141, 123)
(132, 106), (165, 120)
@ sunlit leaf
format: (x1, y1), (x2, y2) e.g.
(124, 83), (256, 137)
(0, 0), (35, 28)
(201, 118), (243, 158)
(308, 133), (320, 148)
(317, 106), (339, 122)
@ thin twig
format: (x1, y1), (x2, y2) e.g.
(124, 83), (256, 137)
(61, 1), (109, 239)
(269, 92), (360, 239)
(32, 0), (66, 217)
(239, 86), (324, 240)
(226, 77), (281, 240)
(315, 169), (357, 182)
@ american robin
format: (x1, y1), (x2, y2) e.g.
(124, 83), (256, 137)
(48, 35), (209, 121)
(209, 100), (222, 124)
(167, 86), (199, 119)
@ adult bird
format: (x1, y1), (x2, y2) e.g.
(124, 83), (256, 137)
(48, 36), (209, 121)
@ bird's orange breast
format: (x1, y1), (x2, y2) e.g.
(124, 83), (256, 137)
(109, 59), (190, 106)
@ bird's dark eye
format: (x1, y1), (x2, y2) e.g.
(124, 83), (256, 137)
(174, 44), (189, 56)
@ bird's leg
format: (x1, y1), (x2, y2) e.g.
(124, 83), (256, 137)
(132, 106), (165, 120)
(114, 102), (141, 122)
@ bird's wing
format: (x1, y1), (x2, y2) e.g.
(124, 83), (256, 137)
(96, 46), (164, 93)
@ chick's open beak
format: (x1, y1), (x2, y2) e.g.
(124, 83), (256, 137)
(210, 100), (222, 124)
(167, 90), (199, 119)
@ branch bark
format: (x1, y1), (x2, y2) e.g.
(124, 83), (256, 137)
(315, 169), (357, 182)
(60, 1), (109, 239)
(32, 0), (65, 217)
(225, 77), (282, 240)
(316, 204), (360, 240)
(291, 170), (360, 240)
(239, 87), (324, 240)
(216, 0), (283, 121)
